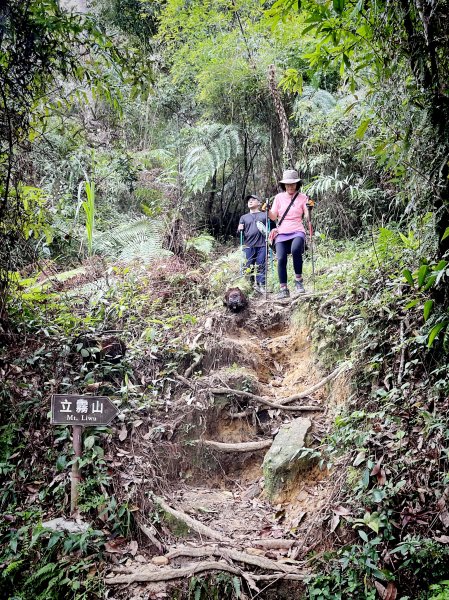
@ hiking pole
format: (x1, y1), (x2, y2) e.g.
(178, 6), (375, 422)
(264, 198), (269, 299)
(239, 230), (244, 277)
(307, 199), (316, 291)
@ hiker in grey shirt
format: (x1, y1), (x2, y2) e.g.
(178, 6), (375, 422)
(237, 195), (267, 293)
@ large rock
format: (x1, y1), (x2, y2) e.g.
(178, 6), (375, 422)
(263, 418), (313, 500)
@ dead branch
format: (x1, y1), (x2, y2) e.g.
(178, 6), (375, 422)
(191, 439), (272, 452)
(210, 387), (323, 412)
(153, 495), (231, 542)
(174, 373), (196, 389)
(252, 573), (305, 581)
(287, 363), (351, 403)
(136, 521), (164, 553)
(184, 353), (203, 378)
(290, 291), (329, 307)
(251, 539), (295, 549)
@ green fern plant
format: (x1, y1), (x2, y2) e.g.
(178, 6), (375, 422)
(183, 123), (241, 194)
(94, 218), (172, 262)
(185, 233), (215, 256)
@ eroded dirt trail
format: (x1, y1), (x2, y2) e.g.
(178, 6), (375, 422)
(107, 297), (349, 599)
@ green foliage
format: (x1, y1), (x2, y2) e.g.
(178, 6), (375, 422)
(188, 573), (242, 600)
(78, 180), (96, 256)
(183, 124), (242, 193)
(429, 581), (449, 600)
(186, 234), (216, 256)
(94, 217), (171, 262)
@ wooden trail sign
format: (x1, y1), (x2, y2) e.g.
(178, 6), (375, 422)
(51, 394), (118, 426)
(50, 394), (118, 513)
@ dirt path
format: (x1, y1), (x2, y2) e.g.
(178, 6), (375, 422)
(106, 296), (350, 598)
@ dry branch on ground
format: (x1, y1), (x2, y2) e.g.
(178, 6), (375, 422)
(190, 439), (272, 452)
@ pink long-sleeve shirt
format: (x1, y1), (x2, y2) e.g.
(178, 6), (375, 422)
(271, 192), (308, 234)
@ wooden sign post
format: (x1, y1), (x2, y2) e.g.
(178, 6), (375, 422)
(51, 394), (118, 513)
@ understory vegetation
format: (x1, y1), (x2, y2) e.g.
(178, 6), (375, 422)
(1, 0), (449, 598)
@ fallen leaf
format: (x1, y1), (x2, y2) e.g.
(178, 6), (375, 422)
(439, 510), (449, 528)
(290, 511), (306, 529)
(371, 457), (383, 476)
(129, 540), (138, 556)
(435, 535), (449, 543)
(118, 426), (128, 442)
(377, 468), (387, 486)
(374, 581), (397, 599)
(333, 505), (351, 516)
(353, 451), (366, 466)
(105, 538), (128, 554)
(330, 515), (340, 532)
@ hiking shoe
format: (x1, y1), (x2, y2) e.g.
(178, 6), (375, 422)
(295, 280), (305, 294)
(276, 288), (290, 299)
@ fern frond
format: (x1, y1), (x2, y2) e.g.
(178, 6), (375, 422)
(183, 124), (241, 194)
(185, 234), (215, 256)
(293, 86), (337, 117)
(94, 218), (171, 262)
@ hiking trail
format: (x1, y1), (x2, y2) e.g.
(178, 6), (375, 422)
(105, 294), (351, 599)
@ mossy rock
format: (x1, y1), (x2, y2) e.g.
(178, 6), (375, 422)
(263, 418), (313, 500)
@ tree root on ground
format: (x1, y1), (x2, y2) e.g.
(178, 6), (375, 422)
(152, 495), (231, 543)
(190, 439), (272, 452)
(164, 545), (303, 574)
(287, 362), (351, 402)
(184, 353), (203, 378)
(105, 545), (307, 588)
(209, 387), (323, 412)
(105, 561), (243, 585)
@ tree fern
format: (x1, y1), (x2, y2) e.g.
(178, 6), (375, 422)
(293, 86), (337, 118)
(94, 218), (171, 262)
(183, 123), (241, 193)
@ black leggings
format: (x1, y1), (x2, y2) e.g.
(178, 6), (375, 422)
(275, 236), (305, 285)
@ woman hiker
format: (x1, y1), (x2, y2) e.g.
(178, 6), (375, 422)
(268, 169), (309, 299)
(237, 195), (267, 293)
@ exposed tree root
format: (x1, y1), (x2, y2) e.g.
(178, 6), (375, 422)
(209, 387), (323, 412)
(184, 353), (203, 378)
(136, 520), (164, 552)
(286, 362), (351, 403)
(190, 439), (272, 452)
(251, 539), (295, 549)
(105, 561), (242, 585)
(152, 495), (231, 542)
(164, 545), (304, 575)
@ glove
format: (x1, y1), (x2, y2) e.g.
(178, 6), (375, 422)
(261, 199), (271, 211)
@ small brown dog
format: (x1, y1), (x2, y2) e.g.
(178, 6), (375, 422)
(223, 287), (248, 312)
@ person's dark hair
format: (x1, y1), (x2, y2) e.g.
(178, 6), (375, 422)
(279, 181), (302, 192)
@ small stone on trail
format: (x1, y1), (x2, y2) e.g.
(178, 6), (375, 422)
(151, 555), (170, 566)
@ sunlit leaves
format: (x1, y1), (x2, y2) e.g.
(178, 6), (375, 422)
(355, 118), (371, 140)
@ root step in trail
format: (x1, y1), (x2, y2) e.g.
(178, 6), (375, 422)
(109, 299), (351, 594)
